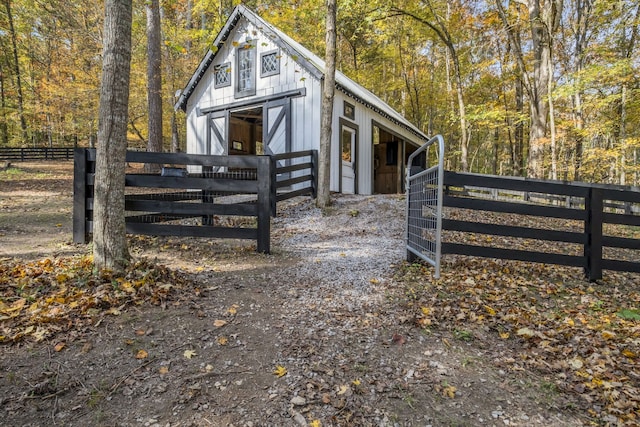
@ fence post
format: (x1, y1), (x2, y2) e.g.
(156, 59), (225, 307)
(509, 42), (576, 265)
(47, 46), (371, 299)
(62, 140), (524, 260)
(311, 150), (318, 199)
(584, 188), (603, 281)
(270, 156), (277, 217)
(257, 156), (271, 253)
(73, 148), (88, 243)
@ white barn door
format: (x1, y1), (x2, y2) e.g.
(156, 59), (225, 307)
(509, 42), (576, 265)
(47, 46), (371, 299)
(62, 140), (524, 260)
(208, 110), (228, 172)
(341, 124), (357, 194)
(263, 99), (290, 158)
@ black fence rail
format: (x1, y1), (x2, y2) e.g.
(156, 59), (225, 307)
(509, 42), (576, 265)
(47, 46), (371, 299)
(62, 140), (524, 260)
(442, 171), (640, 281)
(73, 148), (317, 253)
(0, 147), (75, 161)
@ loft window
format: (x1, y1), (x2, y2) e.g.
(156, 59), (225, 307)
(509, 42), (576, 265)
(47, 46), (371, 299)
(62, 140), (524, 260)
(236, 44), (256, 98)
(343, 101), (355, 120)
(260, 50), (280, 77)
(214, 62), (231, 88)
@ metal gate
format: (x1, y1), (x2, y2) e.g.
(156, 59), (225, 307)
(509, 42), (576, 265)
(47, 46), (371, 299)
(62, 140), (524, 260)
(406, 135), (445, 278)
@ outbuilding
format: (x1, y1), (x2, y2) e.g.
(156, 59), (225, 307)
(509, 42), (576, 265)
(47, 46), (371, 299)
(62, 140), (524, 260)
(175, 5), (429, 194)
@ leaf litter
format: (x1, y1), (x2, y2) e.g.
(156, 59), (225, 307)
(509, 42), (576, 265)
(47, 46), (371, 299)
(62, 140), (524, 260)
(396, 256), (640, 425)
(0, 256), (198, 343)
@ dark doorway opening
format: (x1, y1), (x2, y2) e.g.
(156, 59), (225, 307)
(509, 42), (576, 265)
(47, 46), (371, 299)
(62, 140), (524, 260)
(229, 106), (263, 155)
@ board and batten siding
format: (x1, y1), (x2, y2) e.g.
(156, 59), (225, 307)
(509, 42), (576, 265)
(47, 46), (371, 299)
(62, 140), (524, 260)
(331, 91), (425, 195)
(184, 17), (322, 169)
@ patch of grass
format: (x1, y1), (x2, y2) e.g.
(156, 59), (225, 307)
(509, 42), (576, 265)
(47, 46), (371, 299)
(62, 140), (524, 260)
(0, 167), (49, 180)
(453, 328), (473, 342)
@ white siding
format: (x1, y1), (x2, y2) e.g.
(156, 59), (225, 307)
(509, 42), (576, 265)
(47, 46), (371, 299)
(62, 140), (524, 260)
(183, 14), (427, 194)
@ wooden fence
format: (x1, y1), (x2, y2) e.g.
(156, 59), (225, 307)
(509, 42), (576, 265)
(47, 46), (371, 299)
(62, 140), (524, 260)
(73, 148), (317, 253)
(0, 147), (75, 161)
(442, 171), (640, 281)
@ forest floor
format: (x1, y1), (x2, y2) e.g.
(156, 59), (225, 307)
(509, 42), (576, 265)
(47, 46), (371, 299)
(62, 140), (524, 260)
(0, 161), (639, 427)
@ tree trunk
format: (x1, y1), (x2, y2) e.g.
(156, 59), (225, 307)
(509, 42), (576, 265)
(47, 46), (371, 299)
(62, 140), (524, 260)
(527, 0), (550, 178)
(3, 0), (28, 145)
(570, 0), (592, 182)
(0, 62), (8, 146)
(618, 3), (639, 185)
(317, 0), (337, 208)
(146, 0), (163, 172)
(171, 111), (180, 152)
(547, 49), (557, 180)
(93, 0), (133, 272)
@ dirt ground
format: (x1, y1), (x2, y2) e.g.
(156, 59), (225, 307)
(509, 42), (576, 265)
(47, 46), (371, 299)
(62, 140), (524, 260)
(0, 161), (622, 426)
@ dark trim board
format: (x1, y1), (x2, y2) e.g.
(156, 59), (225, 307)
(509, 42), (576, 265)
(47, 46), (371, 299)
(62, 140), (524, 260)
(197, 89), (306, 116)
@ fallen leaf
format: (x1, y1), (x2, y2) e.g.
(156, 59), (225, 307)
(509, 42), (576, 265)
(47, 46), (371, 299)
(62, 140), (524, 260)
(309, 420), (322, 427)
(392, 333), (406, 345)
(337, 384), (350, 395)
(227, 304), (239, 315)
(442, 384), (457, 398)
(159, 366), (169, 375)
(213, 319), (227, 327)
(516, 327), (535, 338)
(569, 357), (584, 370)
(54, 342), (65, 352)
(217, 336), (228, 346)
(273, 365), (287, 377)
(183, 349), (197, 359)
(136, 349), (148, 359)
(321, 393), (331, 404)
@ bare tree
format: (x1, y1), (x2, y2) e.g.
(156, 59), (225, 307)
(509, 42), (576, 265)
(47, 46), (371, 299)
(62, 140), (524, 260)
(317, 0), (337, 208)
(3, 0), (28, 144)
(93, 0), (133, 272)
(146, 0), (163, 170)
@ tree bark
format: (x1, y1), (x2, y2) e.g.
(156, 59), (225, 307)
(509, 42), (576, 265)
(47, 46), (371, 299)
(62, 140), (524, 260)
(0, 62), (8, 146)
(3, 0), (28, 145)
(93, 0), (133, 272)
(496, 0), (561, 179)
(317, 0), (337, 208)
(146, 0), (163, 172)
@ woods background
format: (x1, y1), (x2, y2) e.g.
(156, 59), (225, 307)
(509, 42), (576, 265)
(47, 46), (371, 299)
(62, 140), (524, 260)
(0, 0), (638, 184)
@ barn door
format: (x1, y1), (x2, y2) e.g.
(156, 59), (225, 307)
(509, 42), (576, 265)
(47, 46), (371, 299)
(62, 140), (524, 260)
(208, 110), (228, 172)
(263, 98), (290, 159)
(341, 124), (357, 194)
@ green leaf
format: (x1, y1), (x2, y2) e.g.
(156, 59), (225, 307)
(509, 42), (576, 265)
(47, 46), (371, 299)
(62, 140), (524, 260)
(616, 309), (640, 321)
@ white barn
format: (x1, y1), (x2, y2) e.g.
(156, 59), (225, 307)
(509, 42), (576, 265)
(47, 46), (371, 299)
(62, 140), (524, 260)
(175, 5), (429, 195)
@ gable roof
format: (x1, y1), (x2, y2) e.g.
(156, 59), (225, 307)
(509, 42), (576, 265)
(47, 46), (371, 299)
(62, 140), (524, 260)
(175, 5), (428, 141)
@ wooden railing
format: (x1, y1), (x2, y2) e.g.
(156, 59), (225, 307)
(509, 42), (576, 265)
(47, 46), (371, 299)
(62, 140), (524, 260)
(73, 148), (317, 253)
(442, 171), (640, 281)
(0, 147), (75, 161)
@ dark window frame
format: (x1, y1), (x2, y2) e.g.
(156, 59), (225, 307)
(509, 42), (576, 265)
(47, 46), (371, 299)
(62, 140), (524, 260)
(343, 101), (355, 120)
(260, 49), (280, 77)
(214, 62), (231, 88)
(235, 44), (256, 98)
